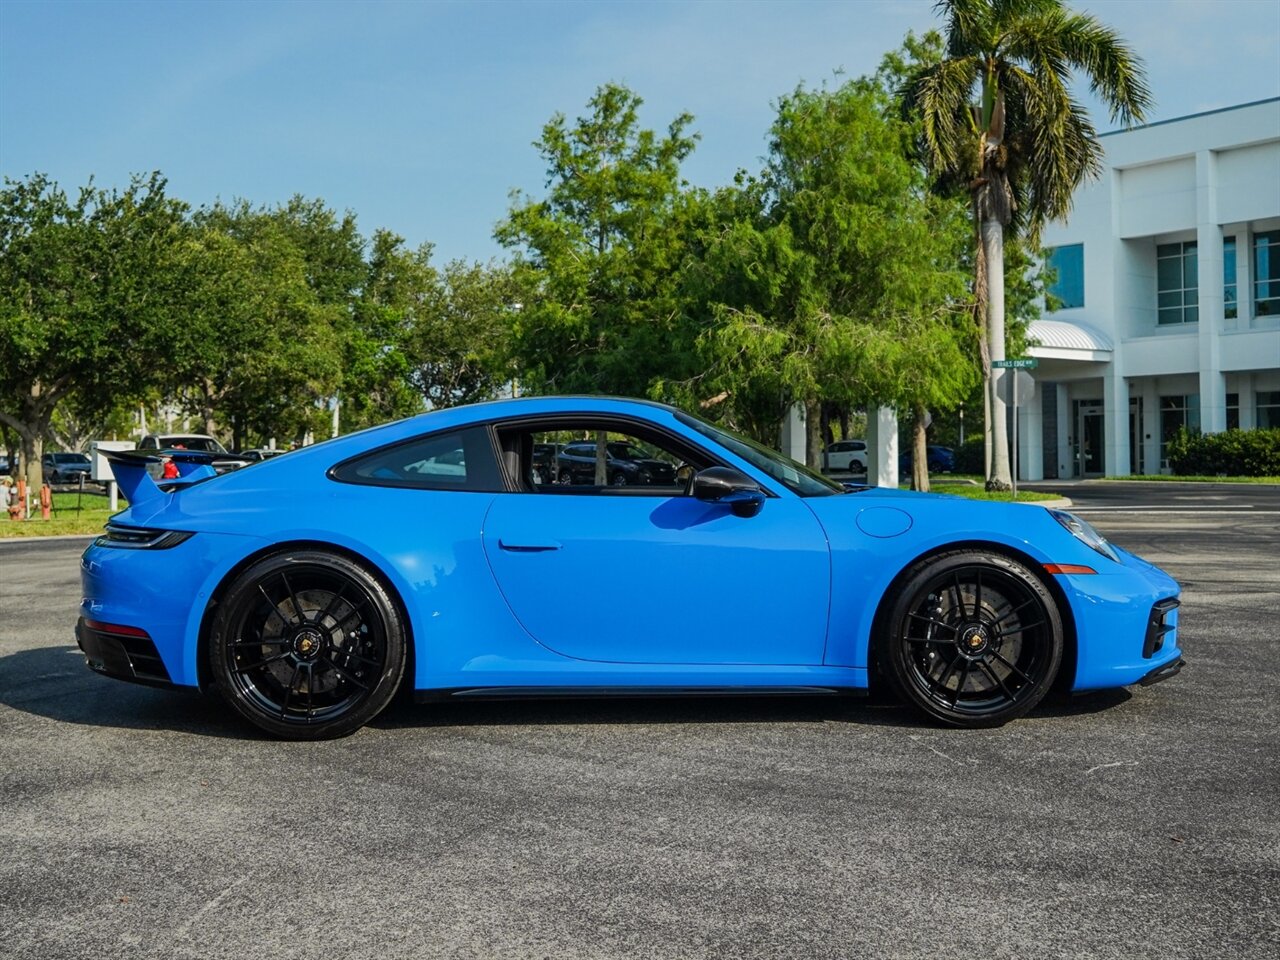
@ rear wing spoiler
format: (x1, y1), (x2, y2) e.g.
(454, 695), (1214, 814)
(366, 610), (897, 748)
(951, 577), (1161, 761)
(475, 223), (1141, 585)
(103, 449), (234, 506)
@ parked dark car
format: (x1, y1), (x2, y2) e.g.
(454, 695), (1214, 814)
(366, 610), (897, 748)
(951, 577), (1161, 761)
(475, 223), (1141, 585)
(556, 441), (679, 486)
(42, 452), (93, 484)
(238, 448), (285, 463)
(899, 445), (956, 474)
(531, 442), (564, 484)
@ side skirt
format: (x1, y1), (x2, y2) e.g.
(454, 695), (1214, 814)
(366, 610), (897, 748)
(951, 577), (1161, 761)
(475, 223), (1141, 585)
(414, 685), (868, 704)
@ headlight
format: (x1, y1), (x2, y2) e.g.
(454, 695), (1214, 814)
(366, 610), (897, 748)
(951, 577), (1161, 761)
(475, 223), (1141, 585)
(1050, 510), (1119, 564)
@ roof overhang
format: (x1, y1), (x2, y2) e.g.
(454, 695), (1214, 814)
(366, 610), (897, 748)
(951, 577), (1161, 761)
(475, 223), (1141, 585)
(1027, 319), (1114, 363)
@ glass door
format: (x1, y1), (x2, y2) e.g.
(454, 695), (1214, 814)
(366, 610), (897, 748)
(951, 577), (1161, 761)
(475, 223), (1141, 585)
(1076, 402), (1105, 477)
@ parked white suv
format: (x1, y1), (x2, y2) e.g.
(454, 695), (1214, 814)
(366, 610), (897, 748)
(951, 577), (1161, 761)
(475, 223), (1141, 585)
(823, 440), (868, 473)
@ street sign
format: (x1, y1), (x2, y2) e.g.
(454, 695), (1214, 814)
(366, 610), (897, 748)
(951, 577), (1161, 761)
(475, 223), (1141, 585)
(993, 357), (1039, 369)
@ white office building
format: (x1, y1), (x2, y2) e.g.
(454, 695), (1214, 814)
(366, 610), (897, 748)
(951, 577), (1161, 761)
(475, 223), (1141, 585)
(1021, 97), (1280, 478)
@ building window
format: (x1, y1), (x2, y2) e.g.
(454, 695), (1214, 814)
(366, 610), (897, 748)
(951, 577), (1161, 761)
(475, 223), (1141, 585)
(1160, 394), (1200, 468)
(1259, 391), (1280, 429)
(1224, 236), (1237, 319)
(1254, 231), (1280, 317)
(1157, 241), (1198, 325)
(1046, 244), (1084, 309)
(1226, 393), (1240, 430)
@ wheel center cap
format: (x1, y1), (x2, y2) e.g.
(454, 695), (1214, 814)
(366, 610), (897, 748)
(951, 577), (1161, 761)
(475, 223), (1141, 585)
(292, 628), (324, 659)
(960, 624), (989, 654)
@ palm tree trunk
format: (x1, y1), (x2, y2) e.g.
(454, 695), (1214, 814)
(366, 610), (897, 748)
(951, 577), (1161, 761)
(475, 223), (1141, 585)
(983, 217), (1012, 491)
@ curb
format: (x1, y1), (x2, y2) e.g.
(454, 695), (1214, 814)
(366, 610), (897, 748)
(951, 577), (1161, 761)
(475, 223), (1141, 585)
(1029, 497), (1072, 509)
(0, 532), (97, 544)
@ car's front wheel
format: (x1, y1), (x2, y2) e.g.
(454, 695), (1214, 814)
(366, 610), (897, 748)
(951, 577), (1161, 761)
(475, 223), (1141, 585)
(880, 551), (1063, 728)
(209, 550), (406, 740)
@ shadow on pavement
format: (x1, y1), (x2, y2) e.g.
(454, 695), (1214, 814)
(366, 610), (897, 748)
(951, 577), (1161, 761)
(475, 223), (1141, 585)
(1, 643), (1133, 738)
(0, 644), (250, 739)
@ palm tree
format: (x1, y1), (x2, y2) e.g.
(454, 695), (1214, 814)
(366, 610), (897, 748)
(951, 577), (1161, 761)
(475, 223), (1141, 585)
(906, 0), (1150, 489)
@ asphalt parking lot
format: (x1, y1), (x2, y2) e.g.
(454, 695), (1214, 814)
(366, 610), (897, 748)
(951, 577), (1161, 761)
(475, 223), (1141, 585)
(1, 482), (1277, 959)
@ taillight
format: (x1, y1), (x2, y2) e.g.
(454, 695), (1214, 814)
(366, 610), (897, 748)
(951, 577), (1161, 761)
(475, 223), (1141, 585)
(94, 526), (194, 550)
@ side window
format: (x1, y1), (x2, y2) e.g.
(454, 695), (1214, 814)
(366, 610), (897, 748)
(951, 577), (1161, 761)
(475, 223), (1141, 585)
(501, 423), (707, 495)
(332, 426), (503, 491)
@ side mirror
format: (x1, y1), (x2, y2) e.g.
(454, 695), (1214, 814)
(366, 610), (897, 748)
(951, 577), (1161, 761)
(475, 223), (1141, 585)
(690, 466), (766, 518)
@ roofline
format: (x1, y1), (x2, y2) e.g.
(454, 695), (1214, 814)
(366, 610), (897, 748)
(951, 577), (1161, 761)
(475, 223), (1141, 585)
(1100, 97), (1280, 138)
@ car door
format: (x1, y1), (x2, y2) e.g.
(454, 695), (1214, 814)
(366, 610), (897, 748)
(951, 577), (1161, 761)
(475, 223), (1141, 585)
(482, 486), (831, 666)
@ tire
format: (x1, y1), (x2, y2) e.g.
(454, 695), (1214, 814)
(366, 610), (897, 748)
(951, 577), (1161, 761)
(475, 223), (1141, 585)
(879, 551), (1062, 728)
(610, 471), (628, 486)
(209, 550), (407, 740)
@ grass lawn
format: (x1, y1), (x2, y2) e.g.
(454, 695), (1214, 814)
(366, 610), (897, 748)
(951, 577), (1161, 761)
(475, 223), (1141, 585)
(1102, 474), (1279, 484)
(1, 491), (124, 538)
(922, 482), (1059, 503)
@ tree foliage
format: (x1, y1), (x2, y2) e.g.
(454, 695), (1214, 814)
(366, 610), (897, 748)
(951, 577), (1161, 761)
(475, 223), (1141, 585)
(496, 83), (698, 397)
(0, 172), (187, 490)
(671, 81), (973, 471)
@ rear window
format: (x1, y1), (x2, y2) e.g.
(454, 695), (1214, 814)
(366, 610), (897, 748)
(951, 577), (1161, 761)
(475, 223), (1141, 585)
(160, 437), (227, 453)
(331, 427), (504, 491)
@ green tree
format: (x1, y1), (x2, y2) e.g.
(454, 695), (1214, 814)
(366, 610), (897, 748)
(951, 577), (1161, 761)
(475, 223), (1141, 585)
(904, 0), (1150, 489)
(673, 82), (971, 470)
(166, 202), (344, 449)
(0, 172), (187, 493)
(406, 258), (519, 410)
(496, 83), (698, 397)
(340, 229), (428, 432)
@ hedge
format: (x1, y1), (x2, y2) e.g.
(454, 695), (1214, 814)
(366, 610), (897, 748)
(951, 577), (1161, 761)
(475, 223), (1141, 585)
(1166, 427), (1280, 477)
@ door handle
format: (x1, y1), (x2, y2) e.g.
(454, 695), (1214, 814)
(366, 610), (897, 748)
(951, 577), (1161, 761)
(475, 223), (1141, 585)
(497, 539), (561, 553)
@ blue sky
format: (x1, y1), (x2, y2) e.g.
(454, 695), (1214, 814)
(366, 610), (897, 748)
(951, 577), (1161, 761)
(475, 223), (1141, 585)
(3, 0), (1278, 264)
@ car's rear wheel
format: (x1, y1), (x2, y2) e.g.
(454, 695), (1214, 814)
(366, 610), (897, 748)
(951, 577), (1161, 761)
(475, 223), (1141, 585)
(881, 551), (1062, 728)
(209, 551), (406, 740)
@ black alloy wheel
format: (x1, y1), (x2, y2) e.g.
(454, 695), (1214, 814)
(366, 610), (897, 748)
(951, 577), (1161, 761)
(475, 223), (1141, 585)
(209, 550), (406, 740)
(881, 551), (1063, 727)
(610, 471), (628, 486)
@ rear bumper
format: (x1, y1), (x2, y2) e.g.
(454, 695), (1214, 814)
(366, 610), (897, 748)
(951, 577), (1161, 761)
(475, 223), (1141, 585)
(75, 617), (177, 689)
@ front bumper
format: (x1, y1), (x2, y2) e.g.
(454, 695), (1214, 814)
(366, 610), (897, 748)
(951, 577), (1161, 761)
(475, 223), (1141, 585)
(1058, 545), (1184, 691)
(1139, 657), (1186, 686)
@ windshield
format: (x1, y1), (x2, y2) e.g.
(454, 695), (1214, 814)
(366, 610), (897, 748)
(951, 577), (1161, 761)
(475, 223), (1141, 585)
(675, 412), (843, 497)
(55, 454), (90, 463)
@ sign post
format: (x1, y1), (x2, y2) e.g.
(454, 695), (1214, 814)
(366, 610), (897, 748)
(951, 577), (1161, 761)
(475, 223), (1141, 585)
(90, 440), (136, 512)
(993, 358), (1040, 499)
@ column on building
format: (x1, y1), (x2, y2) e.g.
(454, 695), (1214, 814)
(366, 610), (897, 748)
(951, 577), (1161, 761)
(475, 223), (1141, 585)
(1239, 374), (1257, 430)
(779, 404), (806, 463)
(1055, 384), (1071, 479)
(1017, 376), (1044, 481)
(1141, 379), (1161, 475)
(1196, 149), (1227, 433)
(1103, 365), (1130, 476)
(865, 406), (899, 489)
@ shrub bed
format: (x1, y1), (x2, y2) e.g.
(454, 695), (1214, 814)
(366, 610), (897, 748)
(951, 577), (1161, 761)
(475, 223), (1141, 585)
(1166, 427), (1280, 477)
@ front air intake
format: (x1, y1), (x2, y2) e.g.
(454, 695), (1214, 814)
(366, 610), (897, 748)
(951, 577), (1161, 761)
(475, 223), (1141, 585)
(1143, 598), (1179, 659)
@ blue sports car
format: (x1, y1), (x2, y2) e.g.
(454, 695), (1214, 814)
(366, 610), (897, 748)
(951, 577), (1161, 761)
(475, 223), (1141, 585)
(78, 397), (1184, 739)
